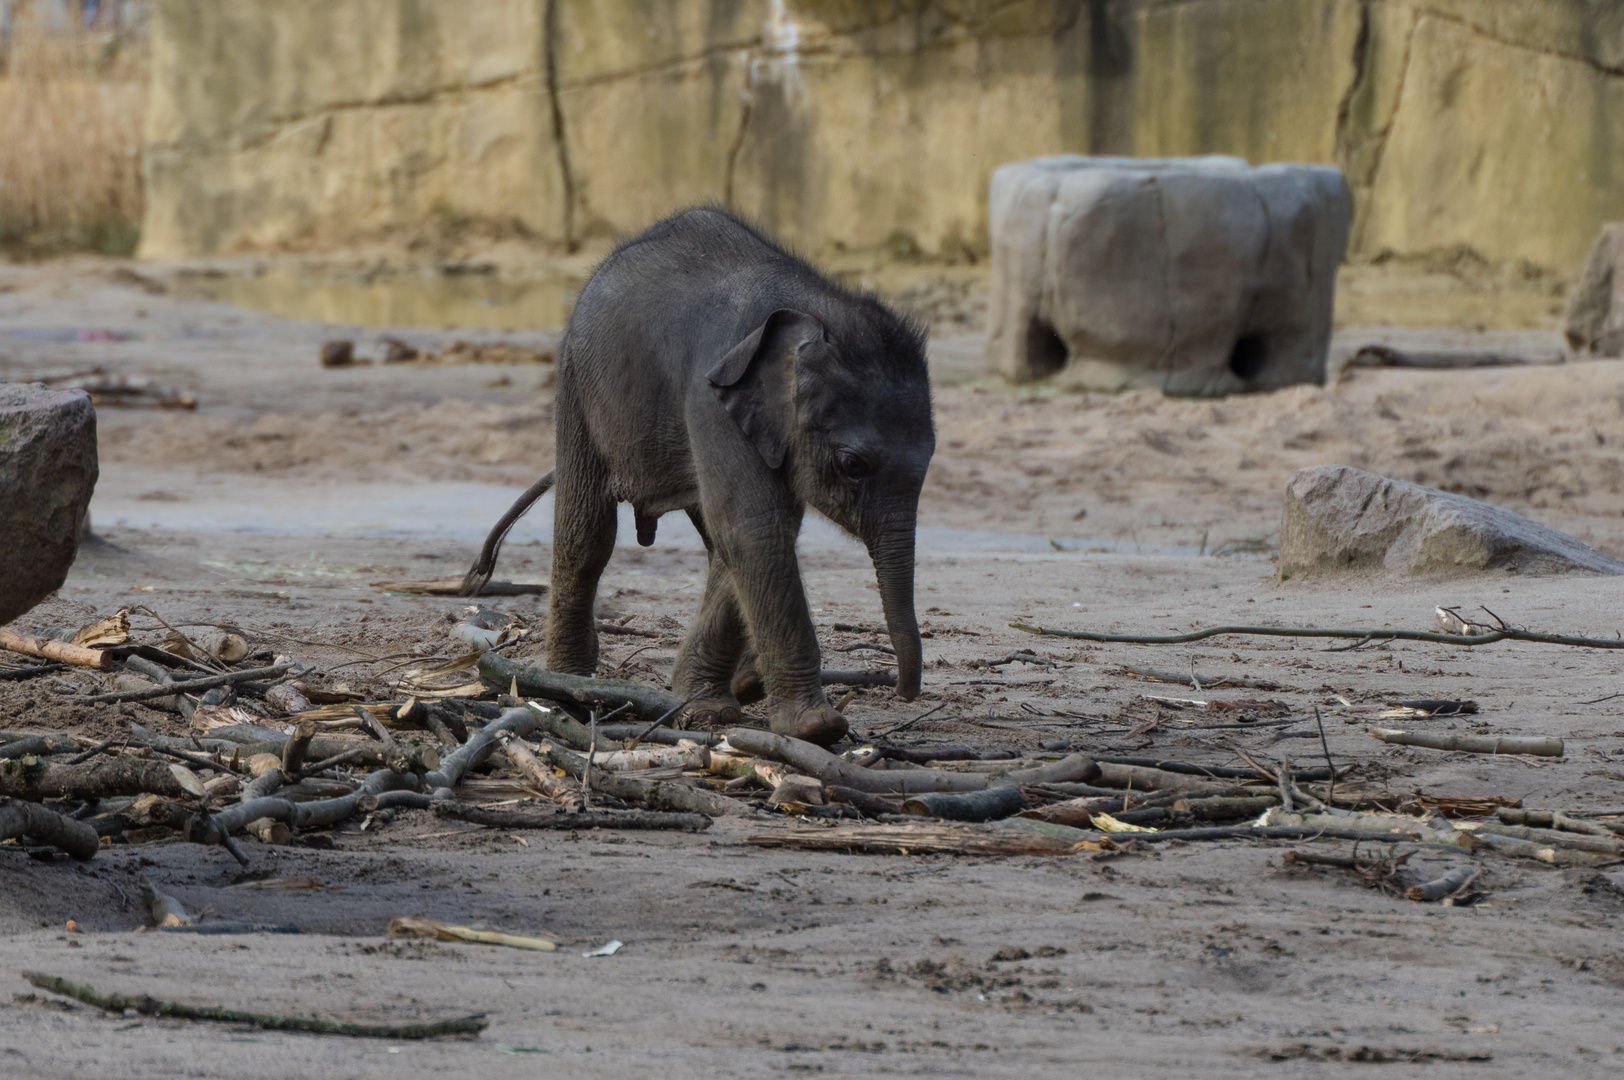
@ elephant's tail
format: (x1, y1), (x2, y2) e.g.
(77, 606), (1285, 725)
(458, 470), (556, 597)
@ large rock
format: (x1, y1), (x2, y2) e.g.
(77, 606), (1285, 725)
(1279, 465), (1624, 578)
(987, 155), (1349, 394)
(0, 385), (98, 625)
(1565, 223), (1624, 355)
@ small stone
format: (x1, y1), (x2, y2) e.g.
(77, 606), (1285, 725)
(319, 339), (355, 367)
(1278, 465), (1624, 577)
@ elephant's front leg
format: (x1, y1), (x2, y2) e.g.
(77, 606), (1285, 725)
(704, 500), (844, 746)
(671, 554), (749, 728)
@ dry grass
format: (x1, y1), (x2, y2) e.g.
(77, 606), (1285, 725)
(0, 12), (146, 257)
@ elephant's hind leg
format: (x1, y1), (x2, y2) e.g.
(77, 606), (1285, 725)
(546, 395), (617, 676)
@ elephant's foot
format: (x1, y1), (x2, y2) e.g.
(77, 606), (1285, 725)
(770, 702), (848, 747)
(729, 666), (765, 706)
(678, 689), (742, 731)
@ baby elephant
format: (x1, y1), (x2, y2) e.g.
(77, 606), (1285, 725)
(515, 208), (933, 746)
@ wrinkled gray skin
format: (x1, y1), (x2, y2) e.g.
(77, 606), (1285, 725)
(548, 208), (935, 745)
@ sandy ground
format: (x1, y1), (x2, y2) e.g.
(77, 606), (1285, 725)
(1, 258), (1623, 1077)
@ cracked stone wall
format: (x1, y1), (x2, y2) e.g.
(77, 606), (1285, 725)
(140, 0), (1624, 275)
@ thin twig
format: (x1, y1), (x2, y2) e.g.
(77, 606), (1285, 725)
(1011, 622), (1624, 650)
(75, 663), (295, 704)
(21, 972), (487, 1038)
(1313, 706), (1336, 808)
(875, 701), (948, 737)
(627, 686), (711, 747)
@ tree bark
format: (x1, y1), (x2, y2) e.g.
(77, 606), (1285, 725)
(901, 785), (1025, 822)
(0, 754), (191, 800)
(0, 797), (99, 860)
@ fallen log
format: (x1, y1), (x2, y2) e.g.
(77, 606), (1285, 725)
(541, 741), (746, 817)
(0, 661), (67, 681)
(1095, 763), (1236, 795)
(498, 733), (580, 804)
(996, 753), (1100, 786)
(745, 817), (1101, 856)
(901, 785), (1025, 822)
(78, 662), (295, 704)
(878, 746), (1019, 764)
(1171, 795), (1281, 821)
(0, 754), (191, 800)
(0, 797), (100, 860)
(1369, 728), (1564, 757)
(431, 801), (710, 831)
(1131, 825), (1480, 845)
(827, 786), (903, 818)
(596, 724), (720, 747)
(0, 629), (112, 670)
(479, 653), (684, 722)
(726, 729), (987, 794)
(187, 768), (421, 855)
(1496, 808), (1615, 836)
(21, 972), (487, 1039)
(1470, 831), (1619, 867)
(1405, 865), (1478, 902)
(1020, 796), (1131, 827)
(1462, 821), (1624, 856)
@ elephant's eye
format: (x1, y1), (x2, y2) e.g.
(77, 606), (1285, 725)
(835, 450), (874, 481)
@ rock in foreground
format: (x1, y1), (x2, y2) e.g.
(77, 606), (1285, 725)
(0, 384), (99, 625)
(1279, 465), (1624, 578)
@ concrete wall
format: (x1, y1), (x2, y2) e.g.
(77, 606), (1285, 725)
(140, 0), (1624, 274)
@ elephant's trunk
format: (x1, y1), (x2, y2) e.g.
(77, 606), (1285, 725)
(869, 519), (923, 701)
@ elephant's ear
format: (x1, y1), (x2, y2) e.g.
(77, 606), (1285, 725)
(706, 308), (825, 470)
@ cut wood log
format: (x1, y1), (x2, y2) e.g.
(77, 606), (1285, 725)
(826, 786), (903, 818)
(479, 653), (684, 722)
(1496, 808), (1615, 836)
(1169, 795), (1281, 821)
(1019, 796), (1130, 827)
(901, 785), (1025, 822)
(745, 817), (1100, 856)
(1461, 821), (1624, 856)
(1095, 763), (1236, 795)
(22, 972), (487, 1038)
(0, 629), (113, 670)
(431, 801), (711, 831)
(541, 741), (746, 817)
(1406, 865), (1478, 902)
(280, 721), (316, 774)
(141, 877), (191, 926)
(592, 741), (708, 772)
(595, 724), (720, 747)
(1369, 728), (1563, 757)
(498, 734), (580, 805)
(0, 796), (99, 860)
(1470, 831), (1619, 867)
(726, 729), (987, 794)
(995, 753), (1100, 786)
(0, 754), (191, 800)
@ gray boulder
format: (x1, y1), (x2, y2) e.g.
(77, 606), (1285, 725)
(0, 384), (99, 625)
(1565, 223), (1624, 356)
(987, 155), (1350, 395)
(1279, 465), (1624, 578)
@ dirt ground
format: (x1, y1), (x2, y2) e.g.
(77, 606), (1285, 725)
(2, 257), (1624, 1077)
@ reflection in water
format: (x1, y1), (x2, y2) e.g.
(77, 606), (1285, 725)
(204, 269), (583, 330)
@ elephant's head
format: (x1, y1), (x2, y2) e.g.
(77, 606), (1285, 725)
(708, 305), (935, 700)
